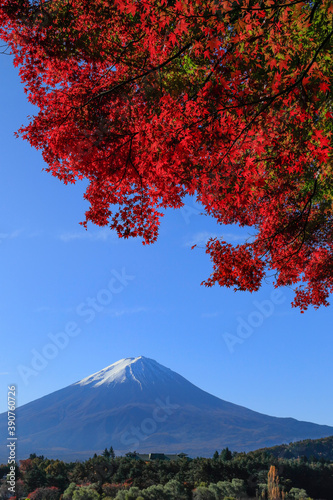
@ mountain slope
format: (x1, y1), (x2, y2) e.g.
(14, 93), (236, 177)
(0, 356), (332, 461)
(254, 435), (333, 461)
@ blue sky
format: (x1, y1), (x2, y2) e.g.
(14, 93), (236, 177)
(0, 54), (333, 433)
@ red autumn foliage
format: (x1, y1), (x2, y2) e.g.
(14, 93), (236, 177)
(19, 458), (33, 473)
(28, 486), (60, 500)
(1, 0), (333, 311)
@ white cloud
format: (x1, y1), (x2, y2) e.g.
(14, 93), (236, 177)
(184, 231), (220, 248)
(34, 306), (53, 313)
(106, 306), (148, 317)
(28, 230), (42, 238)
(59, 228), (116, 242)
(0, 229), (22, 241)
(184, 230), (255, 248)
(34, 305), (74, 314)
(201, 311), (223, 318)
(0, 229), (45, 241)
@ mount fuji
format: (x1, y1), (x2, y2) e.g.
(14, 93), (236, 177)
(0, 356), (332, 461)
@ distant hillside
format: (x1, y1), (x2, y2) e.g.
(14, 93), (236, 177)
(254, 435), (333, 461)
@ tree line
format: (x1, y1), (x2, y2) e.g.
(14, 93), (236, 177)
(1, 446), (333, 499)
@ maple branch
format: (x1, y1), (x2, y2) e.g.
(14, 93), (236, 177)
(111, 136), (136, 192)
(241, 0), (310, 11)
(82, 40), (199, 107)
(308, 0), (322, 22)
(212, 28), (333, 168)
(0, 43), (11, 54)
(285, 182), (317, 248)
(258, 178), (319, 267)
(189, 48), (233, 101)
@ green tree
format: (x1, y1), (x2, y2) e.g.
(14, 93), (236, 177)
(220, 448), (232, 461)
(192, 486), (215, 500)
(114, 486), (142, 500)
(85, 456), (114, 484)
(215, 479), (247, 498)
(141, 484), (170, 500)
(45, 460), (69, 491)
(72, 485), (100, 500)
(63, 483), (77, 500)
(69, 463), (87, 484)
(24, 466), (47, 492)
(287, 488), (309, 500)
(207, 483), (224, 500)
(164, 479), (188, 499)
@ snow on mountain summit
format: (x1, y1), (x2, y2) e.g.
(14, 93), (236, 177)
(75, 356), (178, 389)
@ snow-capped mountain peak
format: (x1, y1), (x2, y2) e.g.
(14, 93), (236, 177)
(74, 356), (176, 388)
